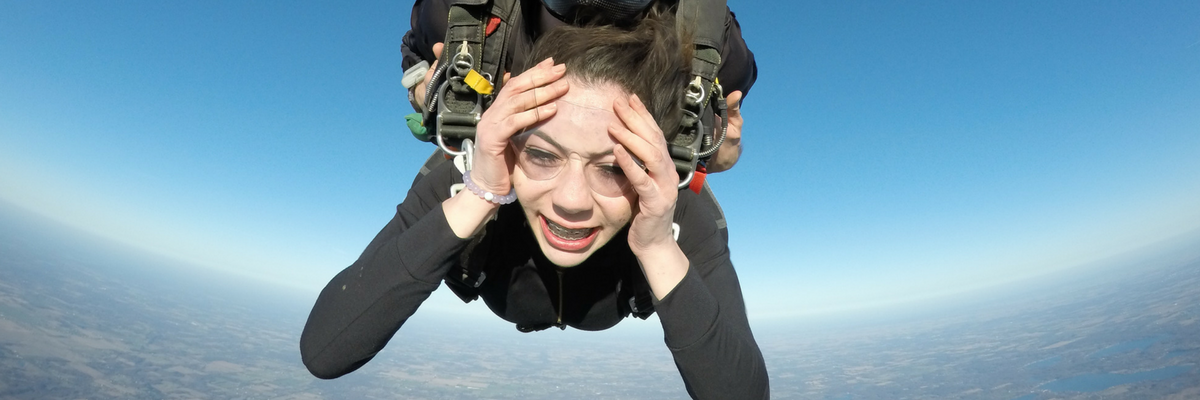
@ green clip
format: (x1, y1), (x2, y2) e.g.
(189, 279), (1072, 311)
(406, 113), (430, 142)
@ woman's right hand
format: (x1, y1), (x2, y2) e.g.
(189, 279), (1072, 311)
(469, 57), (568, 195)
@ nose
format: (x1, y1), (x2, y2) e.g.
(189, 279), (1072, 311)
(550, 158), (593, 217)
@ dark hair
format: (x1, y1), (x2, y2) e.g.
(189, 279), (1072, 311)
(527, 8), (692, 140)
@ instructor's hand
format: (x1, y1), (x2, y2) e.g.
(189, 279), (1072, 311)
(706, 90), (743, 173)
(413, 42), (444, 109)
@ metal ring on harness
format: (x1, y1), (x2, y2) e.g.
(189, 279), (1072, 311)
(452, 53), (473, 78)
(436, 124), (468, 157)
(433, 48), (488, 157)
(462, 138), (475, 171)
(678, 163), (695, 188)
(435, 77), (484, 157)
(672, 139), (698, 190)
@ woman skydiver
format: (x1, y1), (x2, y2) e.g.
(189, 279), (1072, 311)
(301, 10), (768, 399)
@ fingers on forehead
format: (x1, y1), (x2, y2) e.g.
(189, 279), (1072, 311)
(511, 103), (556, 130)
(613, 144), (651, 184)
(515, 81), (566, 115)
(609, 123), (662, 166)
(615, 97), (663, 143)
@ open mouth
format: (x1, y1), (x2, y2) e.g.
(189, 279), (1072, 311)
(540, 216), (598, 251)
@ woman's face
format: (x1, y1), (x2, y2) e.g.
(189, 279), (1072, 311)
(511, 78), (638, 267)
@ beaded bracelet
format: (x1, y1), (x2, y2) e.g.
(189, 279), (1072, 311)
(462, 171), (517, 204)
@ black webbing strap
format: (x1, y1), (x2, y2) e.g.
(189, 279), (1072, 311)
(671, 0), (727, 184)
(481, 0), (522, 101)
(628, 265), (656, 319)
(677, 0), (726, 55)
(443, 0), (488, 89)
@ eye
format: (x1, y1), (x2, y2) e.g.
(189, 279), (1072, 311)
(596, 164), (625, 177)
(590, 164), (629, 194)
(524, 147), (561, 167)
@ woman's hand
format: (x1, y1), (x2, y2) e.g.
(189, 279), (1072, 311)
(469, 57), (569, 195)
(609, 94), (689, 299)
(444, 58), (567, 239)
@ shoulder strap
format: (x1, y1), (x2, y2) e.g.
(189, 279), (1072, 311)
(443, 0), (521, 93)
(670, 0), (729, 189)
(677, 0), (726, 78)
(482, 0), (521, 87)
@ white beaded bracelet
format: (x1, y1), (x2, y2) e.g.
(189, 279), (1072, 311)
(462, 171), (517, 204)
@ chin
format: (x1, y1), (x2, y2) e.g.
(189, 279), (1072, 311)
(540, 245), (593, 267)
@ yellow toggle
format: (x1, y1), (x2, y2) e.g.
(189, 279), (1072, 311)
(464, 69), (494, 95)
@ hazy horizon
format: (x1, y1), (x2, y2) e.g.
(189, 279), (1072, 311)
(4, 1), (1199, 324)
(3, 195), (1198, 399)
(5, 196), (1197, 331)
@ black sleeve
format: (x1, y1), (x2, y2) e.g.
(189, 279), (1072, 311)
(401, 0), (452, 71)
(717, 9), (759, 100)
(299, 161), (469, 379)
(652, 185), (769, 399)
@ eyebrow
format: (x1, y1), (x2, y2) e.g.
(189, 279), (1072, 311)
(528, 129), (614, 158)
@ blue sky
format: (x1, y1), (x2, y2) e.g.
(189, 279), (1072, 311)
(2, 0), (1198, 322)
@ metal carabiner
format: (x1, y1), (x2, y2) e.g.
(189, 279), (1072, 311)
(462, 138), (475, 172)
(434, 76), (484, 157)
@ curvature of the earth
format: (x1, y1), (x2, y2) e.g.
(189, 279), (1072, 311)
(1, 201), (1197, 399)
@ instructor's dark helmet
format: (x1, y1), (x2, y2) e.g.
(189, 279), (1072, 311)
(541, 0), (654, 23)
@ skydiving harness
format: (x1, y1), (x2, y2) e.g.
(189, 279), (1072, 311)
(407, 0), (731, 193)
(405, 0), (732, 326)
(415, 0), (519, 159)
(673, 0), (728, 192)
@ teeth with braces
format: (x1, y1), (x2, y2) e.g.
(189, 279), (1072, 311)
(547, 219), (592, 240)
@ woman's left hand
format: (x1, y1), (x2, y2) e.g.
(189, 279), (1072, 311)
(609, 94), (689, 298)
(610, 94), (678, 254)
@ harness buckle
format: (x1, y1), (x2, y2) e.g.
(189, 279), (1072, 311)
(434, 77), (484, 157)
(431, 43), (495, 157)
